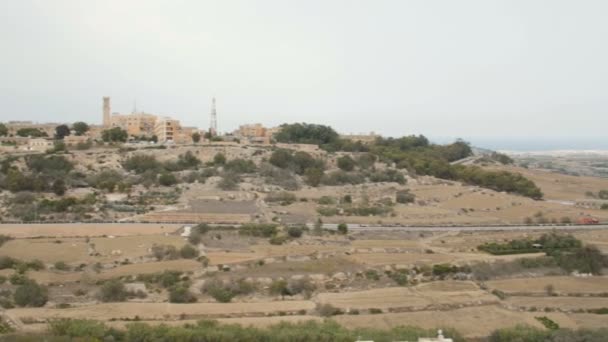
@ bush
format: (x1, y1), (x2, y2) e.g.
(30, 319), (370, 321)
(213, 153), (226, 165)
(169, 285), (197, 303)
(239, 224), (278, 237)
(218, 172), (240, 190)
(54, 261), (70, 271)
(287, 226), (304, 238)
(317, 303), (341, 317)
(180, 244), (200, 259)
(388, 269), (408, 286)
(201, 278), (254, 303)
(99, 280), (128, 302)
(122, 154), (161, 174)
(318, 196), (336, 205)
(224, 159), (256, 174)
(265, 191), (297, 205)
(49, 319), (107, 340)
(14, 280), (48, 307)
(535, 316), (559, 330)
(369, 169), (406, 184)
(158, 172), (177, 186)
(337, 155), (355, 171)
(0, 235), (13, 247)
(337, 223), (348, 235)
(151, 245), (180, 261)
(396, 190), (415, 204)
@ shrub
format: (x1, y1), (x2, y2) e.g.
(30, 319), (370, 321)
(213, 153), (226, 165)
(218, 172), (240, 190)
(201, 278), (254, 303)
(99, 280), (128, 302)
(54, 261), (70, 271)
(238, 224), (278, 237)
(151, 245), (180, 261)
(101, 127), (128, 142)
(180, 244), (200, 259)
(122, 154), (161, 174)
(224, 159), (256, 174)
(265, 191), (297, 205)
(14, 280), (48, 307)
(318, 196), (336, 205)
(158, 172), (177, 186)
(169, 285), (197, 303)
(396, 190), (415, 204)
(317, 303), (341, 317)
(269, 235), (289, 245)
(287, 226), (304, 238)
(389, 269), (408, 286)
(49, 319), (107, 339)
(364, 269), (380, 281)
(535, 316), (559, 330)
(337, 223), (348, 235)
(369, 169), (406, 184)
(491, 289), (507, 300)
(0, 235), (13, 247)
(269, 279), (289, 297)
(337, 155), (355, 171)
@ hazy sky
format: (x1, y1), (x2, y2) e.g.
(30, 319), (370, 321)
(1, 0), (607, 148)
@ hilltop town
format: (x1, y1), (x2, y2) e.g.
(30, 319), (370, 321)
(0, 99), (607, 341)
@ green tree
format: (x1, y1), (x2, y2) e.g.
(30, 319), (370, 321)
(274, 123), (339, 146)
(191, 132), (201, 143)
(16, 127), (47, 137)
(14, 280), (48, 307)
(0, 123), (8, 136)
(55, 124), (71, 139)
(72, 122), (89, 136)
(337, 155), (355, 171)
(337, 223), (348, 235)
(101, 127), (128, 143)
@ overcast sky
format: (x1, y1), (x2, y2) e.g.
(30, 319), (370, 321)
(1, 0), (606, 149)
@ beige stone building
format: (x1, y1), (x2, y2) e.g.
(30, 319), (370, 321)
(28, 138), (54, 151)
(233, 123), (280, 144)
(102, 97), (194, 144)
(63, 135), (90, 146)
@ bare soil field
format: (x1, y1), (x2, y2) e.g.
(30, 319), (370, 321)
(9, 300), (316, 321)
(486, 276), (608, 294)
(0, 223), (181, 238)
(333, 305), (577, 338)
(26, 259), (202, 285)
(0, 234), (187, 264)
(506, 296), (608, 310)
(315, 281), (495, 310)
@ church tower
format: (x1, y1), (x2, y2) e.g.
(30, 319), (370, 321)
(209, 97), (218, 136)
(103, 97), (111, 127)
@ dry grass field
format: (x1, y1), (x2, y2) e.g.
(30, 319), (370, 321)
(486, 276), (608, 294)
(316, 281), (496, 310)
(506, 296), (608, 310)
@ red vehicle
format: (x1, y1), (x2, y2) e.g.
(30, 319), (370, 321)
(578, 217), (599, 225)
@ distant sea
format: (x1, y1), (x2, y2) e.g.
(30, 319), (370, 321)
(431, 137), (608, 152)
